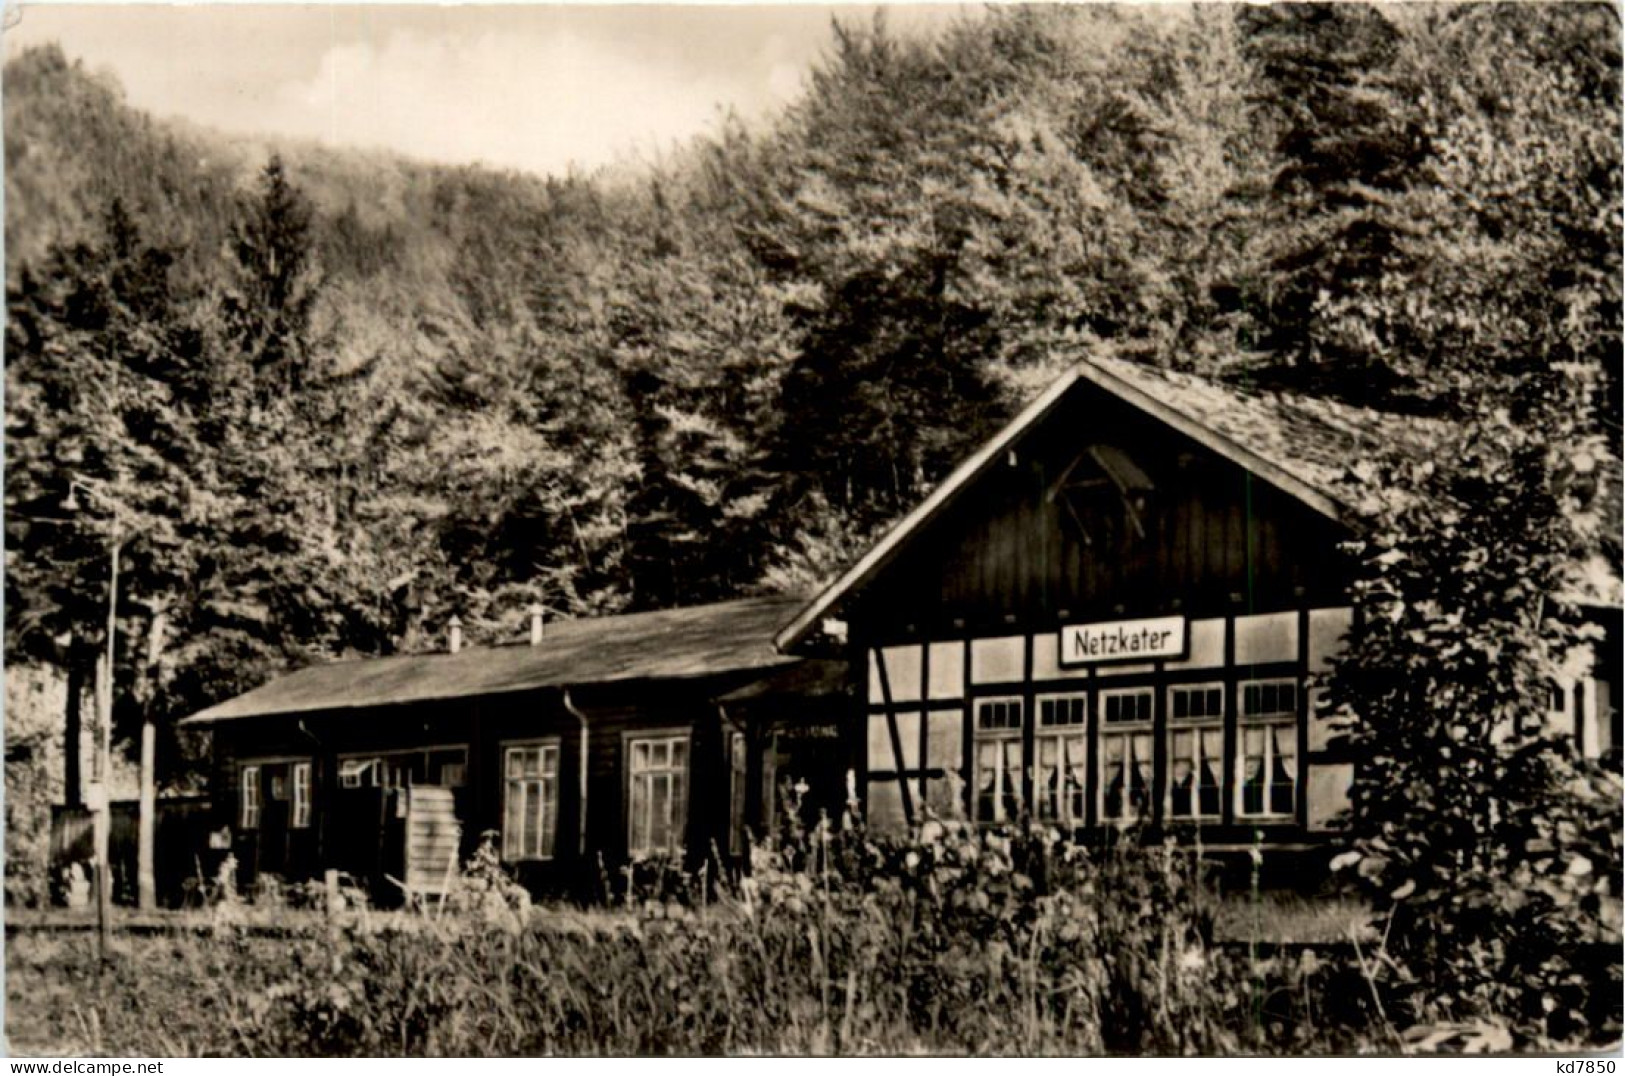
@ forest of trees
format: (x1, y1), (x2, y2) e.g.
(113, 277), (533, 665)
(5, 2), (1620, 793)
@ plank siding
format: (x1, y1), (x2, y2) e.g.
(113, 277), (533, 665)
(206, 665), (780, 902)
(850, 384), (1350, 643)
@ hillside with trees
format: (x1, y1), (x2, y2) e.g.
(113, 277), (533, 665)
(5, 2), (1619, 801)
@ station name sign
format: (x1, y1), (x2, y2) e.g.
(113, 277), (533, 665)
(1060, 615), (1187, 666)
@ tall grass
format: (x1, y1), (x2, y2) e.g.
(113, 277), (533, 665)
(7, 825), (1392, 1056)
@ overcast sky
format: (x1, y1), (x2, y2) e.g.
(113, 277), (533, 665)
(4, 3), (984, 176)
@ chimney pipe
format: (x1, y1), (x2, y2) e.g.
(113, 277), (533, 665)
(448, 616), (463, 655)
(530, 605), (545, 646)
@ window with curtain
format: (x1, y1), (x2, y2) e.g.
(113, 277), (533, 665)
(1099, 687), (1154, 823)
(1034, 693), (1088, 826)
(973, 697), (1024, 823)
(1166, 683), (1224, 820)
(1238, 679), (1298, 818)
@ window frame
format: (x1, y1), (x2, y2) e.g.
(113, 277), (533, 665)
(1236, 677), (1300, 820)
(1164, 681), (1226, 822)
(290, 761), (313, 830)
(625, 729), (692, 860)
(1540, 679), (1575, 739)
(336, 744), (469, 789)
(972, 695), (1025, 824)
(501, 738), (562, 862)
(1097, 686), (1155, 824)
(338, 758), (379, 789)
(239, 764), (261, 830)
(1033, 692), (1089, 827)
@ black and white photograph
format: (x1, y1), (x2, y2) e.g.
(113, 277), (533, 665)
(2, 0), (1620, 1058)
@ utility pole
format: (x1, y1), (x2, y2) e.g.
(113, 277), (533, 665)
(95, 534), (119, 962)
(137, 611), (166, 913)
(65, 475), (167, 941)
(66, 476), (127, 960)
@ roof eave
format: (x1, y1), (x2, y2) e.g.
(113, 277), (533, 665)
(775, 357), (1358, 653)
(178, 653), (804, 727)
(1073, 361), (1347, 525)
(774, 367), (1087, 653)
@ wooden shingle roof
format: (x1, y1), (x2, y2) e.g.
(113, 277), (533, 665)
(182, 595), (807, 725)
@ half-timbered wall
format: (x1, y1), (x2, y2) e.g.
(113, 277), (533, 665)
(860, 614), (1615, 844)
(841, 378), (1617, 844)
(861, 608), (1354, 845)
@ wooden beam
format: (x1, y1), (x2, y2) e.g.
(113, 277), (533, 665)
(873, 649), (915, 826)
(1045, 451), (1090, 504)
(1059, 492), (1095, 548)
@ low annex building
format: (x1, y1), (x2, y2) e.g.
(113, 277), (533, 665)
(182, 354), (1621, 896)
(179, 596), (847, 897)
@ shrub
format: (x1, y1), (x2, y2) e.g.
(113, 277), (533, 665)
(1325, 368), (1622, 1045)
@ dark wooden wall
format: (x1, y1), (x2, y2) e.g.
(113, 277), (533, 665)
(851, 380), (1353, 644)
(207, 668), (781, 899)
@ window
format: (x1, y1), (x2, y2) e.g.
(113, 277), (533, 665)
(974, 697), (1024, 823)
(1538, 680), (1574, 738)
(503, 743), (560, 861)
(1035, 694), (1088, 826)
(269, 771), (288, 800)
(239, 765), (261, 830)
(339, 758), (379, 788)
(1167, 683), (1224, 820)
(340, 748), (468, 789)
(629, 736), (688, 857)
(291, 762), (312, 829)
(429, 748), (469, 787)
(383, 759), (412, 789)
(1099, 687), (1153, 823)
(1238, 679), (1298, 818)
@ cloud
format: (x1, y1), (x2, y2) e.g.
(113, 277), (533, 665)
(276, 26), (759, 175)
(7, 5), (986, 179)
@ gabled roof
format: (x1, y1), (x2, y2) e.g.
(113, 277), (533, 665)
(775, 355), (1622, 651)
(182, 595), (807, 726)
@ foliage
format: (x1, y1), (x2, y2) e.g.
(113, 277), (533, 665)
(1235, 2), (1621, 418)
(6, 829), (1392, 1056)
(8, 4), (1618, 679)
(1324, 364), (1622, 1045)
(3, 666), (69, 908)
(440, 832), (531, 929)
